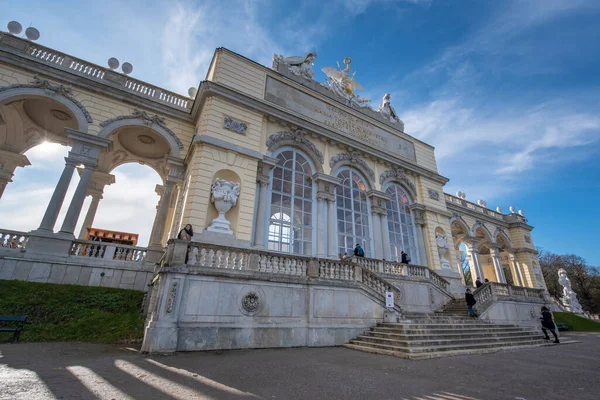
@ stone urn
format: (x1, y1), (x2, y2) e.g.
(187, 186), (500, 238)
(207, 178), (241, 235)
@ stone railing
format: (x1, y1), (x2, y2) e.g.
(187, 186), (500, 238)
(0, 32), (192, 112)
(349, 256), (449, 291)
(474, 282), (546, 314)
(0, 229), (30, 250)
(70, 240), (147, 262)
(444, 193), (504, 220)
(185, 243), (308, 276)
(318, 260), (355, 280)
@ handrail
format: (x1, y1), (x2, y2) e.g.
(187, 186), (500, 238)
(0, 229), (30, 250)
(473, 282), (546, 315)
(70, 239), (148, 262)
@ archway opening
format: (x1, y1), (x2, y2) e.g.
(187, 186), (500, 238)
(450, 220), (473, 286)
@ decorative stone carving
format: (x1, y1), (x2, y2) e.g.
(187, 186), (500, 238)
(496, 206), (503, 213)
(223, 116), (248, 135)
(428, 189), (439, 201)
(331, 152), (375, 183)
(207, 178), (241, 235)
(272, 52), (317, 80)
(558, 268), (584, 314)
(456, 191), (466, 200)
(266, 130), (324, 165)
(0, 76), (93, 123)
(165, 281), (178, 314)
(509, 206), (516, 213)
(379, 167), (416, 195)
(435, 233), (451, 269)
(524, 235), (531, 244)
(321, 57), (371, 108)
(477, 199), (487, 207)
(377, 93), (404, 129)
(100, 109), (183, 150)
(241, 292), (260, 314)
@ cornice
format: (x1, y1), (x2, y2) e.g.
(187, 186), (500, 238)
(445, 202), (510, 228)
(192, 81), (450, 185)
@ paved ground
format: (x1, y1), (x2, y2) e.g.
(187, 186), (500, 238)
(1, 333), (599, 400)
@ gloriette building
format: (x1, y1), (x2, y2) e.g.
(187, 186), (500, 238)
(0, 30), (552, 354)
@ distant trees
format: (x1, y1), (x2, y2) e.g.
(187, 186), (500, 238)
(538, 249), (600, 314)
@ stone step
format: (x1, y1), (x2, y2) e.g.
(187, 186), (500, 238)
(377, 327), (537, 336)
(378, 322), (522, 330)
(366, 330), (540, 341)
(355, 334), (541, 348)
(348, 337), (545, 354)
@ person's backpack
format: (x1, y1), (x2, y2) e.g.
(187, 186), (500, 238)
(406, 255), (411, 263)
(356, 246), (365, 257)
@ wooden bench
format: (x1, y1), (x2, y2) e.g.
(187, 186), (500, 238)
(556, 322), (570, 331)
(0, 316), (27, 343)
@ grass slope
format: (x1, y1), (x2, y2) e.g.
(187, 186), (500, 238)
(0, 280), (145, 343)
(554, 312), (600, 332)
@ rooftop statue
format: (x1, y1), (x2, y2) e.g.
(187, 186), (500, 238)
(272, 52), (317, 80)
(377, 93), (404, 129)
(321, 57), (371, 108)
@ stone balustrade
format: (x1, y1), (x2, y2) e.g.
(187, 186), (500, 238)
(474, 282), (546, 314)
(1, 32), (192, 112)
(70, 240), (147, 263)
(444, 193), (504, 219)
(0, 229), (30, 250)
(318, 260), (355, 280)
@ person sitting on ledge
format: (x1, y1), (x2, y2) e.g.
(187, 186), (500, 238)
(177, 224), (194, 241)
(476, 278), (483, 288)
(401, 251), (410, 264)
(354, 244), (365, 257)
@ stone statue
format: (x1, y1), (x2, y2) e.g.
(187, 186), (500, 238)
(272, 52), (317, 80)
(435, 233), (451, 269)
(321, 57), (371, 108)
(558, 268), (584, 314)
(377, 93), (403, 127)
(207, 178), (241, 235)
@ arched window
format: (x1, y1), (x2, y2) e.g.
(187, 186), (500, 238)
(336, 169), (371, 257)
(268, 150), (313, 255)
(385, 184), (419, 264)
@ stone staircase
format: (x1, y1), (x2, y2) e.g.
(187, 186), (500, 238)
(344, 310), (547, 360)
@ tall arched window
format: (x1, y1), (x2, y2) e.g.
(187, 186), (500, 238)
(385, 184), (419, 263)
(336, 169), (371, 257)
(268, 150), (313, 255)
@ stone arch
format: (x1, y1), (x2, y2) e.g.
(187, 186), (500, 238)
(266, 130), (323, 172)
(471, 220), (494, 243)
(494, 227), (512, 249)
(330, 152), (375, 189)
(107, 159), (167, 185)
(0, 79), (92, 132)
(450, 213), (470, 241)
(380, 175), (417, 202)
(206, 169), (242, 235)
(99, 111), (183, 158)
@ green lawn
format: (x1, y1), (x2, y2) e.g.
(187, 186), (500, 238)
(0, 280), (146, 343)
(554, 312), (600, 332)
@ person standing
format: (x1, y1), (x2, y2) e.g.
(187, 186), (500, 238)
(400, 251), (410, 264)
(465, 288), (478, 318)
(354, 244), (365, 257)
(475, 278), (483, 288)
(540, 306), (560, 343)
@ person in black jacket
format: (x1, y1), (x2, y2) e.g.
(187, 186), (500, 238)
(540, 306), (560, 343)
(465, 288), (478, 318)
(400, 251), (410, 264)
(475, 278), (483, 288)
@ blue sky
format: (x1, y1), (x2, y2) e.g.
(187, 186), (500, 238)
(1, 0), (599, 264)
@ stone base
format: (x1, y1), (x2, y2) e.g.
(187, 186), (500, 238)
(26, 230), (75, 255)
(191, 230), (251, 248)
(383, 309), (400, 323)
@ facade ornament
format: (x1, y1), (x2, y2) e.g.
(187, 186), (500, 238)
(207, 178), (241, 235)
(241, 292), (260, 315)
(524, 235), (531, 244)
(100, 109), (183, 150)
(165, 281), (178, 314)
(456, 191), (466, 200)
(379, 167), (416, 195)
(272, 52), (317, 80)
(558, 268), (584, 314)
(223, 116), (248, 135)
(435, 233), (451, 269)
(321, 57), (371, 108)
(518, 209), (525, 216)
(509, 206), (516, 213)
(477, 199), (487, 207)
(331, 152), (375, 183)
(0, 76), (93, 123)
(428, 189), (440, 201)
(496, 206), (502, 213)
(266, 130), (324, 165)
(377, 93), (404, 129)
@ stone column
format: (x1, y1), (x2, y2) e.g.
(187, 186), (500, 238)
(59, 164), (95, 235)
(327, 198), (337, 258)
(148, 180), (176, 248)
(410, 204), (428, 266)
(367, 190), (390, 260)
(253, 156), (278, 249)
(464, 240), (485, 284)
(77, 170), (115, 239)
(0, 150), (30, 200)
(381, 212), (391, 261)
(490, 246), (507, 283)
(78, 193), (101, 239)
(313, 172), (341, 258)
(38, 157), (78, 232)
(508, 252), (524, 287)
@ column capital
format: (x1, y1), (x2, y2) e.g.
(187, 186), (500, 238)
(66, 129), (111, 166)
(77, 169), (115, 197)
(166, 157), (186, 184)
(256, 156), (278, 186)
(366, 189), (389, 215)
(313, 172), (342, 202)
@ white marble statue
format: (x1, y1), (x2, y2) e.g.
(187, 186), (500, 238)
(321, 57), (371, 108)
(558, 268), (584, 314)
(435, 233), (451, 269)
(272, 52), (317, 80)
(207, 178), (241, 235)
(377, 93), (403, 126)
